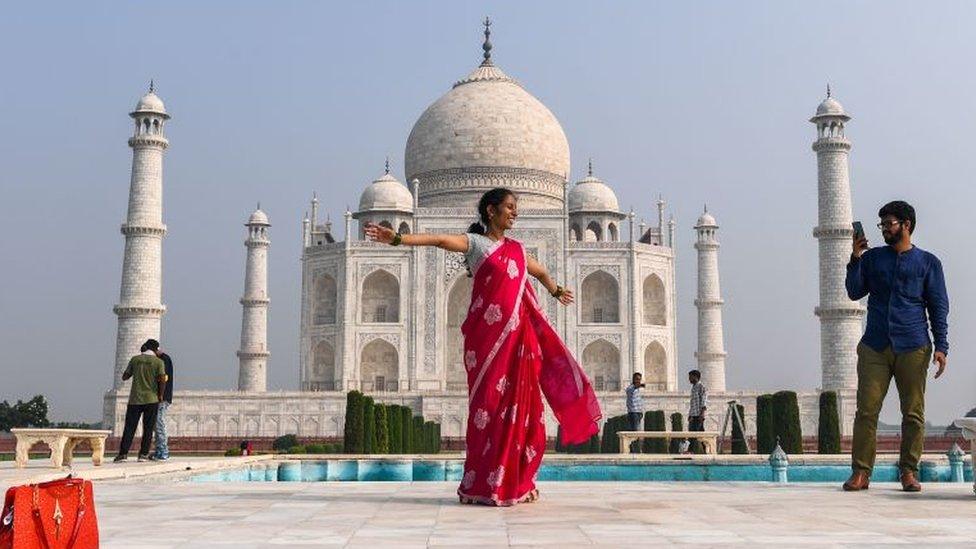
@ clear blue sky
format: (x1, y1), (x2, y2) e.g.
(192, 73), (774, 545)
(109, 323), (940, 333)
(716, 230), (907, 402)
(2, 1), (973, 426)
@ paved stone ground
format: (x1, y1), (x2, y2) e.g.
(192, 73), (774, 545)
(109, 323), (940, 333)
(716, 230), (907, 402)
(91, 481), (975, 548)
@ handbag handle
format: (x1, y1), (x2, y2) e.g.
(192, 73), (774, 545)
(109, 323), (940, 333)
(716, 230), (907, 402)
(31, 481), (87, 549)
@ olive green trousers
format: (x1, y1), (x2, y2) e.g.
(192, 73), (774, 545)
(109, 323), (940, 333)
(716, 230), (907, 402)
(851, 342), (931, 474)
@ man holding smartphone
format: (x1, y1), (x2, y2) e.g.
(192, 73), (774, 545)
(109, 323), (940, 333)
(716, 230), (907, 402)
(844, 201), (949, 492)
(625, 373), (645, 452)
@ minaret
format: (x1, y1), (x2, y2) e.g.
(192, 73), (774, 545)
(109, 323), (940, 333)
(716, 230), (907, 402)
(811, 88), (864, 392)
(112, 83), (169, 390)
(694, 207), (727, 392)
(237, 206), (271, 392)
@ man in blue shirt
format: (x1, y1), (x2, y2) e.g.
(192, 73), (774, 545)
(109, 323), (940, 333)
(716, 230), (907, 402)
(843, 201), (949, 493)
(625, 373), (645, 453)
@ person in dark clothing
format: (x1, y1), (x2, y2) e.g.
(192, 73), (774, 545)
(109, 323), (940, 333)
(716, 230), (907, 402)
(843, 201), (949, 493)
(151, 345), (174, 461)
(115, 339), (167, 462)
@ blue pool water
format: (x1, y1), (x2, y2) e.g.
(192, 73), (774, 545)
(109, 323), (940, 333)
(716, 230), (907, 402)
(190, 459), (973, 483)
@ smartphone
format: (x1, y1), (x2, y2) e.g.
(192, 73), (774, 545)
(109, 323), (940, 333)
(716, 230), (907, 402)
(852, 221), (865, 240)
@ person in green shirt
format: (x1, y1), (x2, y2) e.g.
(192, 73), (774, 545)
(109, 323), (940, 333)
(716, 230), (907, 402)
(114, 339), (168, 462)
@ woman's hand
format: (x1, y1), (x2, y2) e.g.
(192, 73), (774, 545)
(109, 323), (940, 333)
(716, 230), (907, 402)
(556, 287), (574, 306)
(365, 222), (395, 244)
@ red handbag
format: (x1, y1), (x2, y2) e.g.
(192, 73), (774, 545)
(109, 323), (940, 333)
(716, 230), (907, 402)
(0, 476), (98, 549)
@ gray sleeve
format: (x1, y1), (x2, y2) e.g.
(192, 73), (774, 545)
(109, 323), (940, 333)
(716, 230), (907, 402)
(464, 233), (491, 269)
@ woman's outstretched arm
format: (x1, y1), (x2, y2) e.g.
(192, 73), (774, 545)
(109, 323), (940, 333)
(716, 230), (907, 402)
(364, 222), (468, 253)
(527, 255), (574, 305)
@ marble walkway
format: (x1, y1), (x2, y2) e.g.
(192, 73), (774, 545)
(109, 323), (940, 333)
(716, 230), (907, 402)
(90, 480), (975, 548)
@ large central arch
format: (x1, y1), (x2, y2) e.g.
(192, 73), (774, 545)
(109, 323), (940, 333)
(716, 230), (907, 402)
(446, 276), (473, 391)
(361, 270), (399, 323)
(361, 339), (398, 391)
(581, 339), (620, 391)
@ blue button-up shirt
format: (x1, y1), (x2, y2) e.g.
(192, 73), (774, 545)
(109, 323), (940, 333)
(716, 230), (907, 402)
(846, 245), (949, 355)
(625, 384), (644, 413)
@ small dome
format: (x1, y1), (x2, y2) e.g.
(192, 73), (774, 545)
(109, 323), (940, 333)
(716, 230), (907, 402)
(247, 208), (269, 226)
(359, 172), (414, 213)
(133, 91), (167, 115)
(696, 210), (717, 228)
(568, 173), (619, 213)
(815, 96), (845, 116)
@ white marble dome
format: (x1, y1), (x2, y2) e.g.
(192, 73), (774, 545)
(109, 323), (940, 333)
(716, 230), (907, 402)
(248, 208), (269, 226)
(133, 91), (167, 115)
(568, 174), (619, 213)
(404, 61), (570, 208)
(696, 210), (717, 228)
(359, 172), (414, 213)
(815, 96), (845, 116)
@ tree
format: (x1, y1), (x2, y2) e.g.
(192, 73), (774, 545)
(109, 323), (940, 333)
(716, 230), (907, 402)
(669, 413), (684, 453)
(772, 391), (803, 454)
(755, 394), (775, 454)
(818, 391), (841, 454)
(363, 396), (376, 454)
(413, 416), (425, 453)
(643, 411), (667, 453)
(375, 404), (390, 454)
(387, 405), (401, 453)
(0, 395), (50, 432)
(343, 391), (365, 454)
(401, 406), (412, 453)
(731, 404), (748, 454)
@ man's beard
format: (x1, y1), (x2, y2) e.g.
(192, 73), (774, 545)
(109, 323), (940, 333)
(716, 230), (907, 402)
(883, 226), (904, 245)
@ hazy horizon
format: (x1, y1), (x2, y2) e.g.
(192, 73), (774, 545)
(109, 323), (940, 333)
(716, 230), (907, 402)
(2, 1), (974, 426)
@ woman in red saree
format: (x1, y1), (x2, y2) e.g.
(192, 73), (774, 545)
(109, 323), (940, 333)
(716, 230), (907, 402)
(366, 188), (602, 506)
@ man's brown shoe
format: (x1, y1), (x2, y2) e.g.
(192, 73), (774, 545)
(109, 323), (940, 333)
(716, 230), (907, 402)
(843, 471), (870, 491)
(900, 470), (921, 492)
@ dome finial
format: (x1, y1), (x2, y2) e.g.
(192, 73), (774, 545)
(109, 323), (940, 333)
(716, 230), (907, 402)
(149, 79), (155, 93)
(587, 157), (593, 177)
(481, 16), (493, 66)
(257, 201), (261, 210)
(826, 83), (831, 98)
(704, 203), (708, 213)
(385, 156), (390, 175)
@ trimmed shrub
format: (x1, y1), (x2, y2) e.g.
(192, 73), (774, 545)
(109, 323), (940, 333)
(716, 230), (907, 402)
(272, 434), (299, 452)
(669, 413), (684, 453)
(305, 443), (327, 454)
(401, 407), (412, 453)
(423, 421), (434, 453)
(413, 416), (425, 453)
(343, 391), (365, 454)
(434, 423), (441, 454)
(601, 415), (628, 453)
(288, 445), (307, 454)
(555, 425), (566, 453)
(388, 405), (401, 454)
(772, 390), (803, 454)
(225, 447), (243, 456)
(818, 391), (841, 454)
(731, 404), (748, 454)
(642, 411), (667, 453)
(375, 404), (390, 454)
(363, 396), (376, 454)
(756, 394), (775, 454)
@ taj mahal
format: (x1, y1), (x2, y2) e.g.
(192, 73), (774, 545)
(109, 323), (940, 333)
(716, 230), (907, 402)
(103, 23), (861, 439)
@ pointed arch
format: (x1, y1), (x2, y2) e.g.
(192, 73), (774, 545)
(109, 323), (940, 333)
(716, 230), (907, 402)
(398, 221), (411, 235)
(314, 274), (337, 324)
(582, 339), (620, 391)
(360, 339), (398, 392)
(446, 276), (474, 390)
(310, 340), (335, 391)
(642, 274), (667, 326)
(361, 270), (399, 322)
(584, 221), (602, 242)
(608, 222), (619, 242)
(643, 341), (668, 390)
(580, 270), (619, 323)
(570, 223), (582, 242)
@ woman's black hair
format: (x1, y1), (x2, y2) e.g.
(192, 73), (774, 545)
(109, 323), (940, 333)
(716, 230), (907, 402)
(467, 187), (516, 235)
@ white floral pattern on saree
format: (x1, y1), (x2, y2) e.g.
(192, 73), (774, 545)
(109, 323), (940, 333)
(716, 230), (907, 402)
(507, 258), (519, 279)
(462, 470), (476, 489)
(484, 303), (502, 325)
(474, 408), (490, 430)
(487, 465), (505, 488)
(496, 375), (509, 394)
(465, 350), (478, 371)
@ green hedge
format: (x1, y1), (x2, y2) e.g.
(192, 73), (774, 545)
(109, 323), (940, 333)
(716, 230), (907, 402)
(388, 405), (402, 453)
(375, 404), (390, 454)
(225, 447), (243, 456)
(363, 396), (376, 454)
(756, 394), (775, 454)
(600, 415), (628, 453)
(772, 390), (803, 454)
(669, 413), (684, 453)
(558, 425), (599, 454)
(731, 404), (748, 454)
(272, 434), (298, 452)
(343, 391), (365, 454)
(413, 416), (424, 453)
(643, 411), (667, 453)
(288, 445), (307, 454)
(401, 407), (412, 453)
(818, 391), (841, 454)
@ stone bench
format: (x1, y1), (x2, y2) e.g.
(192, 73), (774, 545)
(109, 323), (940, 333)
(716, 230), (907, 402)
(952, 418), (976, 495)
(617, 430), (720, 455)
(11, 428), (112, 468)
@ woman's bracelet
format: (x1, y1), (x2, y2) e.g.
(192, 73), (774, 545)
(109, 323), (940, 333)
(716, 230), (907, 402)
(391, 232), (402, 246)
(551, 285), (564, 298)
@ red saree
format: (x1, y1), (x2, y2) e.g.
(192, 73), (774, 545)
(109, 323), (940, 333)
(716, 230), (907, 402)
(458, 236), (602, 506)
